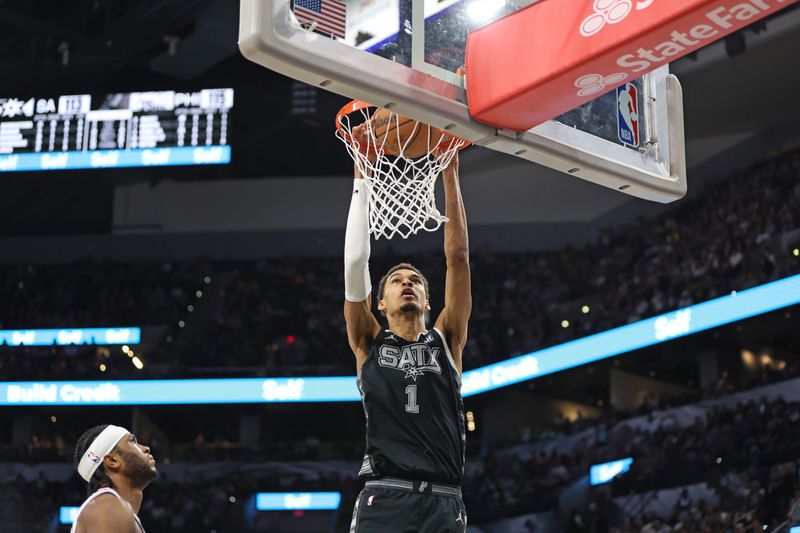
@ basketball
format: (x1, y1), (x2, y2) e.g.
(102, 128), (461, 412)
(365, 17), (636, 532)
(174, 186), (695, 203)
(370, 108), (447, 158)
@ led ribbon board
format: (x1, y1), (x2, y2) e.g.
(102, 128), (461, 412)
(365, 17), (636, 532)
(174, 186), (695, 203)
(0, 327), (140, 346)
(1, 274), (799, 405)
(1, 377), (359, 405)
(589, 458), (634, 486)
(59, 507), (79, 524)
(0, 89), (232, 172)
(460, 273), (800, 396)
(255, 492), (342, 511)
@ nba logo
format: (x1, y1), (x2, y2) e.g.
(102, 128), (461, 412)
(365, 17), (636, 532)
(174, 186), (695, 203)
(88, 451), (101, 464)
(616, 82), (639, 147)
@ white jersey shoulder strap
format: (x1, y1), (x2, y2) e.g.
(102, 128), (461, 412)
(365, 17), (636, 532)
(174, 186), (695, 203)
(70, 487), (146, 533)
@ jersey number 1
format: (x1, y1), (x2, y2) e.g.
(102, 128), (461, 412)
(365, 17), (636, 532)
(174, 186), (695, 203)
(405, 385), (419, 414)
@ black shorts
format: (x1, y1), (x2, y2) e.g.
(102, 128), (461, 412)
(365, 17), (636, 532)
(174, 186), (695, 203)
(349, 478), (467, 533)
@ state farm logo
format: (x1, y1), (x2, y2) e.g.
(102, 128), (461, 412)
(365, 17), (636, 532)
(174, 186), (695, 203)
(580, 0), (654, 37)
(574, 72), (628, 97)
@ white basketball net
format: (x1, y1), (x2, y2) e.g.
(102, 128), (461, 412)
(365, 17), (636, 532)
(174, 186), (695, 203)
(336, 103), (468, 240)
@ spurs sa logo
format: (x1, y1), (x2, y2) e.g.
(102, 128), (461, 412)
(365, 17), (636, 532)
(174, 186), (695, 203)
(378, 343), (442, 381)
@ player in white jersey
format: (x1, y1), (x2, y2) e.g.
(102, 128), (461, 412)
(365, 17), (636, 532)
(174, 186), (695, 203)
(71, 425), (157, 533)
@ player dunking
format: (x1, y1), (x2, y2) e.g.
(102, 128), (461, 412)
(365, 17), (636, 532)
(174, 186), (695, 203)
(70, 425), (157, 533)
(344, 151), (470, 532)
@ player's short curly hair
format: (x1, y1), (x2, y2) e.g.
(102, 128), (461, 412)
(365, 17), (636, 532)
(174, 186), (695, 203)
(377, 263), (430, 301)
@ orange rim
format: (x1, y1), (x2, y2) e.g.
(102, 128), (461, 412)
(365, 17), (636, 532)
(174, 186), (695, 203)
(335, 99), (471, 155)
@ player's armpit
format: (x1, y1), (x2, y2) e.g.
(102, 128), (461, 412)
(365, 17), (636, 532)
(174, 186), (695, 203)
(344, 296), (380, 369)
(76, 494), (137, 533)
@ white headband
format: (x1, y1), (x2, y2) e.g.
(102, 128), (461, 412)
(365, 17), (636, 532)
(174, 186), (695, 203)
(77, 425), (130, 482)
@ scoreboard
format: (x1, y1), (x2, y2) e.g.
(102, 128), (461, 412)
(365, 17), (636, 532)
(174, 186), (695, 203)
(0, 88), (232, 172)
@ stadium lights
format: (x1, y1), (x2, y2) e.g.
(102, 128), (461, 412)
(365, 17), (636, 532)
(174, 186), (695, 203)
(467, 0), (505, 23)
(793, 248), (799, 257)
(581, 305), (590, 314)
(122, 345), (129, 354)
(561, 320), (570, 328)
(131, 356), (144, 370)
(741, 349), (756, 368)
(466, 411), (476, 432)
(99, 364), (107, 372)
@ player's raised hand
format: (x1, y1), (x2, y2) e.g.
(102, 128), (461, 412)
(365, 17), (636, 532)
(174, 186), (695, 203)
(352, 122), (378, 169)
(352, 123), (367, 146)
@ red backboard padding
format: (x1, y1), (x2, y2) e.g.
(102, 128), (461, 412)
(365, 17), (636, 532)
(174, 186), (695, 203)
(465, 0), (798, 131)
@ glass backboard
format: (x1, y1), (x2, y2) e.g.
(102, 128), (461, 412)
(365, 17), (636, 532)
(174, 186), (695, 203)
(239, 0), (686, 202)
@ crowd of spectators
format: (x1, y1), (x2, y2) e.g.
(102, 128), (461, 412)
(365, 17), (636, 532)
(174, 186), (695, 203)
(0, 466), (357, 532)
(1, 386), (798, 532)
(1, 148), (798, 383)
(2, 420), (365, 466)
(610, 460), (800, 532)
(462, 393), (800, 525)
(522, 359), (800, 447)
(0, 261), (208, 329)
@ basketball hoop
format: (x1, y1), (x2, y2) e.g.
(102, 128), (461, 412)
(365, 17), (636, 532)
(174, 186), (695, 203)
(336, 100), (469, 240)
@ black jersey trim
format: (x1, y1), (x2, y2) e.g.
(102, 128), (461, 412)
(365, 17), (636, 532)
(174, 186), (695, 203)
(432, 327), (461, 384)
(349, 490), (364, 533)
(382, 329), (428, 342)
(358, 454), (374, 476)
(365, 477), (462, 497)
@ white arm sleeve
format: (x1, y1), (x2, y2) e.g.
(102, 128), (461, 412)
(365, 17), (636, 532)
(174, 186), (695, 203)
(344, 179), (372, 302)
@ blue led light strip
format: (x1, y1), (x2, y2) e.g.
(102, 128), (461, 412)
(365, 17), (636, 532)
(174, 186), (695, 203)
(255, 492), (342, 511)
(1, 274), (798, 405)
(0, 145), (230, 172)
(0, 327), (141, 346)
(589, 457), (634, 486)
(59, 507), (79, 524)
(461, 273), (800, 396)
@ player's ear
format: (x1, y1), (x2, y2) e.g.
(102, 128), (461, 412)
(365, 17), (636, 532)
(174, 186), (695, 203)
(104, 452), (121, 472)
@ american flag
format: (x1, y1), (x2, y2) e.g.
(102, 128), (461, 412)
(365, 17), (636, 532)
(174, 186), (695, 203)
(293, 0), (347, 40)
